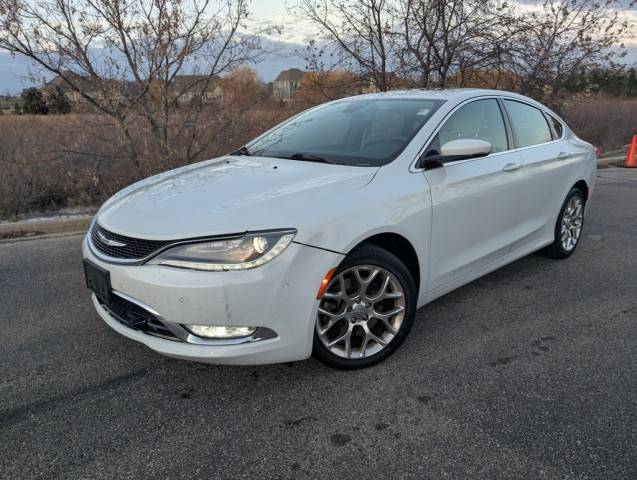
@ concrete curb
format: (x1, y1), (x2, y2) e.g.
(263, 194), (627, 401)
(597, 156), (625, 168)
(0, 230), (87, 244)
(0, 215), (92, 242)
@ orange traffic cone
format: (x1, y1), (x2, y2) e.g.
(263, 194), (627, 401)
(625, 135), (637, 168)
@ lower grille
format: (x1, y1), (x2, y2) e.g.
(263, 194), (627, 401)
(91, 223), (171, 260)
(100, 293), (179, 341)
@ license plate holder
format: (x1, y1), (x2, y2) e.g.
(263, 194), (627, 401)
(83, 259), (112, 304)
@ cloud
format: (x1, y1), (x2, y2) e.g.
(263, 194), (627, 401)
(245, 14), (319, 45)
(516, 0), (635, 8)
(1, 0), (635, 94)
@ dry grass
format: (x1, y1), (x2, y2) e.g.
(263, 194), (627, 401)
(0, 95), (634, 220)
(560, 95), (637, 153)
(0, 103), (299, 219)
(1, 114), (141, 219)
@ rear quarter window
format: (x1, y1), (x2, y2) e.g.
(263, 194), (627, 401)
(546, 114), (564, 139)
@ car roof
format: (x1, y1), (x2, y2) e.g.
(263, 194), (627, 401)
(340, 88), (545, 108)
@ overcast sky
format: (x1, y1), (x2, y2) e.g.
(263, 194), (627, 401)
(1, 0), (636, 95)
(0, 0), (308, 94)
(253, 0), (288, 18)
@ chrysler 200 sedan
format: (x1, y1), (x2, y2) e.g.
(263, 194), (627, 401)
(83, 89), (596, 369)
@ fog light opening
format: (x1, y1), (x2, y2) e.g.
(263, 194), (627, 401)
(186, 325), (257, 339)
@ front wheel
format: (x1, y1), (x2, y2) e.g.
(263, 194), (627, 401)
(313, 244), (417, 369)
(541, 187), (585, 259)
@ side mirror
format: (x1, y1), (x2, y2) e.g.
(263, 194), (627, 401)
(440, 139), (492, 158)
(419, 138), (492, 170)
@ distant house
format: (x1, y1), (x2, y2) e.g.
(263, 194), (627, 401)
(45, 72), (101, 105)
(273, 68), (306, 99)
(0, 96), (17, 115)
(41, 71), (140, 111)
(169, 75), (224, 104)
(42, 72), (225, 108)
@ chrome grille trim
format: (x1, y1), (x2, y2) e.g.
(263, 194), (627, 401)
(90, 223), (172, 261)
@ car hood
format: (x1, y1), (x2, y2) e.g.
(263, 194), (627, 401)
(97, 156), (378, 240)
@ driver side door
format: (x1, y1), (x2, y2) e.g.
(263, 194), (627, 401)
(423, 98), (527, 290)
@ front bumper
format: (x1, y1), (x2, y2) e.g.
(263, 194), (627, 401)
(82, 236), (343, 365)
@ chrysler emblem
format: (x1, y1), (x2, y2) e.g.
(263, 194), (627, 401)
(97, 230), (127, 247)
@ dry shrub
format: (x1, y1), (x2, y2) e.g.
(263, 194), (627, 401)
(0, 101), (300, 220)
(0, 114), (135, 219)
(560, 95), (637, 152)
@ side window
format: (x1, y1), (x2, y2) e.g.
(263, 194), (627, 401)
(425, 99), (508, 157)
(546, 114), (564, 139)
(504, 100), (552, 148)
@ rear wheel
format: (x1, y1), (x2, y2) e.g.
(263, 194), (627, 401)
(313, 244), (417, 369)
(541, 187), (585, 259)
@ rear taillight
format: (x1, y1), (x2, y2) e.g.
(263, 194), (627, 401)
(594, 146), (602, 157)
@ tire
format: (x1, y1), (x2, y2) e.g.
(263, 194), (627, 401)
(540, 187), (586, 259)
(313, 244), (417, 369)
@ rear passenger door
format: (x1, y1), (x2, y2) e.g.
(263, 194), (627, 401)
(502, 100), (573, 246)
(423, 98), (527, 290)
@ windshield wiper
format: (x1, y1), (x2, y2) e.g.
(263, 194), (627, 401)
(285, 153), (335, 164)
(230, 145), (251, 156)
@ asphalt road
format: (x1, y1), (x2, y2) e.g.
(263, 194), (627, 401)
(1, 168), (636, 480)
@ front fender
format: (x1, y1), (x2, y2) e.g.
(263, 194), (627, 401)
(294, 168), (432, 297)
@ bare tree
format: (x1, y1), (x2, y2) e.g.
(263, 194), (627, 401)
(296, 68), (365, 103)
(504, 0), (635, 107)
(292, 0), (401, 91)
(0, 0), (275, 173)
(293, 39), (371, 102)
(292, 0), (519, 91)
(292, 0), (633, 107)
(397, 0), (516, 88)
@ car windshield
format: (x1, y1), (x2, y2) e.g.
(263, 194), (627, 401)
(248, 98), (445, 166)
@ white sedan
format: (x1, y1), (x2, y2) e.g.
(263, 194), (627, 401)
(82, 89), (596, 369)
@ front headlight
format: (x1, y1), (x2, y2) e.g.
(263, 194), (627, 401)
(147, 229), (296, 271)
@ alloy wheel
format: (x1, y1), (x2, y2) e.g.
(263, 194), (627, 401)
(315, 265), (406, 359)
(560, 195), (584, 251)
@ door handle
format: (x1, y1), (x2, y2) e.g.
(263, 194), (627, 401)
(502, 162), (522, 172)
(557, 151), (572, 160)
